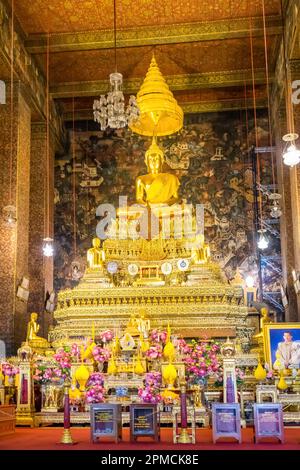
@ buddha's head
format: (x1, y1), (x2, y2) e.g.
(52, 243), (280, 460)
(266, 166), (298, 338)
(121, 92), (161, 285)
(145, 137), (164, 174)
(92, 237), (101, 248)
(31, 312), (38, 321)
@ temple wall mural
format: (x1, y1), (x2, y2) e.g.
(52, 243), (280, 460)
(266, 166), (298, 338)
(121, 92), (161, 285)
(54, 110), (281, 300)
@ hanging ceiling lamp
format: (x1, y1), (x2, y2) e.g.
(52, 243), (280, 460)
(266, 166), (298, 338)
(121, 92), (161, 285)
(129, 54), (183, 137)
(280, 0), (300, 167)
(42, 33), (54, 258)
(261, 0), (283, 217)
(3, 0), (16, 226)
(257, 229), (269, 250)
(42, 237), (54, 257)
(282, 133), (300, 167)
(93, 0), (139, 130)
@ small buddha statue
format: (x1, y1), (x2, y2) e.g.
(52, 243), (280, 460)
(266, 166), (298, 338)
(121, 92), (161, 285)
(87, 237), (105, 270)
(125, 314), (140, 337)
(136, 137), (180, 206)
(26, 313), (49, 349)
(136, 310), (150, 338)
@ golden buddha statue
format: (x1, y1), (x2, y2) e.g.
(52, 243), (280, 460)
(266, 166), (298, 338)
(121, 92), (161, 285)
(125, 313), (140, 337)
(87, 237), (105, 270)
(136, 310), (151, 338)
(136, 137), (180, 206)
(26, 313), (49, 349)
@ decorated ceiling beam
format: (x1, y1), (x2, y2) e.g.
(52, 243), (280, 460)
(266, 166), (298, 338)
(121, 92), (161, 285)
(50, 68), (269, 99)
(26, 16), (282, 54)
(62, 96), (268, 121)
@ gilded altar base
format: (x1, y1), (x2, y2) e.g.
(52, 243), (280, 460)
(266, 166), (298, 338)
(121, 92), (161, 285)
(50, 255), (252, 348)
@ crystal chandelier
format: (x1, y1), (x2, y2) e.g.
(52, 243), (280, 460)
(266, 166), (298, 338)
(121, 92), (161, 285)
(93, 73), (139, 130)
(269, 193), (282, 218)
(93, 0), (139, 131)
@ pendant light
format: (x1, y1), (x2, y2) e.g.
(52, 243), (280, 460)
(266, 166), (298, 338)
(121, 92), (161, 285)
(280, 0), (300, 167)
(42, 33), (54, 257)
(3, 0), (17, 226)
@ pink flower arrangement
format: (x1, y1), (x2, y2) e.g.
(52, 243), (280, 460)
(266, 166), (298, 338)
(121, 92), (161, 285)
(182, 340), (222, 385)
(33, 366), (65, 383)
(146, 345), (163, 359)
(1, 362), (19, 376)
(86, 373), (105, 404)
(150, 329), (167, 344)
(54, 348), (72, 369)
(138, 372), (162, 404)
(146, 330), (167, 360)
(86, 385), (105, 404)
(99, 330), (114, 343)
(92, 346), (111, 363)
(138, 386), (162, 404)
(87, 372), (105, 387)
(71, 343), (81, 360)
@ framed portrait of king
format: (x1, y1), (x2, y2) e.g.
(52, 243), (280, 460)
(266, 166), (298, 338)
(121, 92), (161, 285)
(263, 324), (300, 371)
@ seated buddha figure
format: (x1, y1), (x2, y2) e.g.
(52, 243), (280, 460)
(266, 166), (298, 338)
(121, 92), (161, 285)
(87, 237), (105, 270)
(26, 312), (49, 349)
(136, 137), (180, 206)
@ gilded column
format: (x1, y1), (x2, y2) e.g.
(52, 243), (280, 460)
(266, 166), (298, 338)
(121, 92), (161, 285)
(0, 83), (31, 354)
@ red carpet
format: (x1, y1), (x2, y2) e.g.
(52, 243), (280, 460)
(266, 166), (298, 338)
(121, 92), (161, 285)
(0, 427), (299, 450)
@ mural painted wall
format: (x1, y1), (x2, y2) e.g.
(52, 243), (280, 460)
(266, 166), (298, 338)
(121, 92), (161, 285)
(54, 110), (281, 307)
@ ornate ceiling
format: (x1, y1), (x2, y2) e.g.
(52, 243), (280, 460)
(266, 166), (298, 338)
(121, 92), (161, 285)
(7, 0), (283, 116)
(14, 0), (281, 34)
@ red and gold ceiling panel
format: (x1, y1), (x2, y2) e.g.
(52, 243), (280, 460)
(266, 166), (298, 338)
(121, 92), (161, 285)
(35, 37), (275, 84)
(14, 0), (281, 34)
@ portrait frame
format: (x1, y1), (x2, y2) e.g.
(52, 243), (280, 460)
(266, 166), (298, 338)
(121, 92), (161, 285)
(263, 323), (300, 369)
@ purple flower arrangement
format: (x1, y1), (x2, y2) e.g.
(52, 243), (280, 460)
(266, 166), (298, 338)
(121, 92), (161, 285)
(145, 329), (167, 360)
(1, 362), (19, 377)
(92, 346), (111, 363)
(138, 372), (162, 404)
(179, 339), (222, 385)
(98, 330), (114, 344)
(86, 372), (105, 404)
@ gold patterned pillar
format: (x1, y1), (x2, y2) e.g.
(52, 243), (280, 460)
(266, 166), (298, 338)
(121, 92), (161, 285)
(0, 82), (31, 354)
(28, 122), (55, 340)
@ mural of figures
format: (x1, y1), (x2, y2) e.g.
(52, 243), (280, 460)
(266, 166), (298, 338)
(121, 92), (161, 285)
(54, 110), (281, 299)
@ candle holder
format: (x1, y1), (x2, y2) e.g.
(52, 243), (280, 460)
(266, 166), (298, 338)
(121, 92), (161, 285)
(177, 380), (193, 444)
(58, 378), (77, 445)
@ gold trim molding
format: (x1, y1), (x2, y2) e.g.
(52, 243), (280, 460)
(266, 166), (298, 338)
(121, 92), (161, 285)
(63, 97), (268, 120)
(51, 69), (269, 98)
(25, 16), (282, 54)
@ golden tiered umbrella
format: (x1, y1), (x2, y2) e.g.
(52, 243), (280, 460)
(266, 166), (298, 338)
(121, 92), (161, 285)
(129, 55), (183, 137)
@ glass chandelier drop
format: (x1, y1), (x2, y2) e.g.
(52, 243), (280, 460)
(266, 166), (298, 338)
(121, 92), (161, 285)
(257, 229), (269, 250)
(282, 133), (300, 167)
(42, 237), (54, 257)
(3, 205), (17, 226)
(93, 0), (139, 131)
(269, 193), (282, 218)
